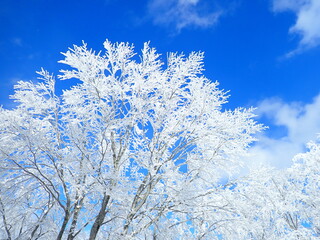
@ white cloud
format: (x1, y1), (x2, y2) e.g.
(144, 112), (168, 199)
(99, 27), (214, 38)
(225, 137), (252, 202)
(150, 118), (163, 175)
(147, 0), (222, 31)
(273, 0), (320, 55)
(273, 0), (307, 12)
(247, 94), (320, 169)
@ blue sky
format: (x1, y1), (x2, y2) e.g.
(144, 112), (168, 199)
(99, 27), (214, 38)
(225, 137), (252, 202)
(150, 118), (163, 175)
(1, 0), (320, 168)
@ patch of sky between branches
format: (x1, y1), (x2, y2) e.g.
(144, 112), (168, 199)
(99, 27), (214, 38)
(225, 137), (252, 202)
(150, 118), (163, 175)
(258, 114), (289, 139)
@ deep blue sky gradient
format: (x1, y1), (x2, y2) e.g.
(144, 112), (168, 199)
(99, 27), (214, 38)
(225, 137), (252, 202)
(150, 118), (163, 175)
(1, 0), (320, 123)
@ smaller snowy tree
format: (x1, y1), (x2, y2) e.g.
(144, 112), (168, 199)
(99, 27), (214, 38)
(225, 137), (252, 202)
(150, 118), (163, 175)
(220, 140), (320, 240)
(0, 39), (262, 239)
(284, 141), (320, 237)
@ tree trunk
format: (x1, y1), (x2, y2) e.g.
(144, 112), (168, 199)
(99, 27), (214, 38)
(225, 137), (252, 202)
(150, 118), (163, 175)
(56, 210), (70, 240)
(89, 194), (110, 240)
(67, 197), (84, 240)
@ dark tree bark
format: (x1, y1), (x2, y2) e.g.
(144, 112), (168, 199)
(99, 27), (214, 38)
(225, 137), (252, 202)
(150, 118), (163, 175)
(56, 210), (70, 240)
(89, 194), (110, 240)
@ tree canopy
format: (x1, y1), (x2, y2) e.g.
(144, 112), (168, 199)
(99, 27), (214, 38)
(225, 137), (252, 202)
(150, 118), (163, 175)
(0, 39), (318, 239)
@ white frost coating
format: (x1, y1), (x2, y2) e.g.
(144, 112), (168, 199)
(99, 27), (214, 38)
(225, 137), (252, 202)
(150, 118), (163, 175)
(223, 140), (320, 239)
(0, 39), (262, 239)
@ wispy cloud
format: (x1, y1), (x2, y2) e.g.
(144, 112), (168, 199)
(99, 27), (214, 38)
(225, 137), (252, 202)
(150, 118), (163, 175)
(147, 0), (223, 32)
(273, 0), (320, 56)
(247, 94), (320, 168)
(12, 37), (23, 47)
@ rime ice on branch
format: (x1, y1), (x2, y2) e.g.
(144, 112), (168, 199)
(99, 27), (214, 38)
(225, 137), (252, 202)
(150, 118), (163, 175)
(0, 39), (262, 239)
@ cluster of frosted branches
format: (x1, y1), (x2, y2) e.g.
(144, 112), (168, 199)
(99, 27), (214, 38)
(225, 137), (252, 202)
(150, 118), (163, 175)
(0, 39), (318, 239)
(218, 141), (320, 239)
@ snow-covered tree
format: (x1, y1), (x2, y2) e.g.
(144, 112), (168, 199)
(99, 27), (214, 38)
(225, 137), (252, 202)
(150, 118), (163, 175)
(0, 39), (262, 239)
(221, 140), (320, 240)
